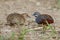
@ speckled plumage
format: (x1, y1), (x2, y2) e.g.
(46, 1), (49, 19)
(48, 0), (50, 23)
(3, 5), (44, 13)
(6, 13), (25, 26)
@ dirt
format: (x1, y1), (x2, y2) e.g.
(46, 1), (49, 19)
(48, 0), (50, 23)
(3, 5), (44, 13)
(0, 0), (60, 40)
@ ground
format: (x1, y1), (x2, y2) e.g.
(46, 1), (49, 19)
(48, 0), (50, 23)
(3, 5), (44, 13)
(0, 0), (60, 40)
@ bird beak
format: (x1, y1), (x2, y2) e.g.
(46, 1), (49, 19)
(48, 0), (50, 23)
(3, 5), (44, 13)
(27, 15), (31, 18)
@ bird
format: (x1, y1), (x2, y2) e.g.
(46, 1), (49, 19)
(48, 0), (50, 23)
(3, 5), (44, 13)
(6, 12), (30, 27)
(33, 12), (54, 33)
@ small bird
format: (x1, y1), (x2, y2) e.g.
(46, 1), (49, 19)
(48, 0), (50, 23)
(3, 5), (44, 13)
(6, 13), (30, 26)
(33, 12), (54, 33)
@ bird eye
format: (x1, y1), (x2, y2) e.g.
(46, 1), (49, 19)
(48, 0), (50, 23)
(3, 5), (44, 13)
(35, 15), (38, 17)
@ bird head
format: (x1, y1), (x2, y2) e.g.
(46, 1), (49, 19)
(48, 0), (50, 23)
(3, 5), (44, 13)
(33, 12), (41, 17)
(22, 13), (31, 18)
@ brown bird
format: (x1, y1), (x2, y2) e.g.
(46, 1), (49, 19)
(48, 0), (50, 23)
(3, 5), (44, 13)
(33, 12), (54, 33)
(6, 13), (30, 26)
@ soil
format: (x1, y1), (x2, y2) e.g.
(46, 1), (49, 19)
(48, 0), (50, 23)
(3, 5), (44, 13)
(0, 0), (60, 40)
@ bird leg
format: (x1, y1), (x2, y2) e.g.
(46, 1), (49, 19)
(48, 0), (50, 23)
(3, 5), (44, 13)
(42, 24), (47, 34)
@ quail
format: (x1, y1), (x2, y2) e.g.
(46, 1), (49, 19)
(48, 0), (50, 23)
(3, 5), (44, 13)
(6, 13), (30, 26)
(33, 12), (54, 33)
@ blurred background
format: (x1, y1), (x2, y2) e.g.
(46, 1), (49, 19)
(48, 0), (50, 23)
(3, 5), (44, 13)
(0, 0), (60, 40)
